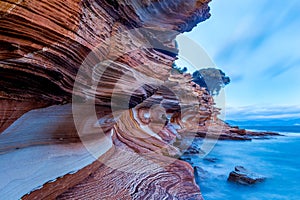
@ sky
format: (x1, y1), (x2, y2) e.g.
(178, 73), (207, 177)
(176, 0), (300, 120)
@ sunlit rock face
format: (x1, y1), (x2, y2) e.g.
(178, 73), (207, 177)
(0, 0), (212, 199)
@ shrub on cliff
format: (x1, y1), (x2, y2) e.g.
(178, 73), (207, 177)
(192, 68), (230, 96)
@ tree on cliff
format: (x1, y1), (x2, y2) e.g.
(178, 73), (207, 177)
(192, 68), (230, 96)
(171, 63), (187, 74)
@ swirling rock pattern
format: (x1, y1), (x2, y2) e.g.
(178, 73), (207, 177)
(1, 0), (210, 131)
(0, 0), (215, 199)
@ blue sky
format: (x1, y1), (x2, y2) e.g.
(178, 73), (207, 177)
(177, 0), (300, 120)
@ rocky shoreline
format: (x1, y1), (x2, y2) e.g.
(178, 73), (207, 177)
(179, 126), (280, 193)
(180, 126), (280, 160)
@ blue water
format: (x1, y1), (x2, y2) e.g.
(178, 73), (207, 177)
(190, 131), (300, 200)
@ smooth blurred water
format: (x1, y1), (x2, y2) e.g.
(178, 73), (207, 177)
(191, 132), (300, 200)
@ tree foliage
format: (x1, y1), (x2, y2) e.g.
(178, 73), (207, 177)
(171, 63), (187, 74)
(192, 68), (230, 96)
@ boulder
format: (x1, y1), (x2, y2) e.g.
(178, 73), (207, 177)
(194, 166), (209, 182)
(228, 166), (266, 185)
(203, 157), (218, 163)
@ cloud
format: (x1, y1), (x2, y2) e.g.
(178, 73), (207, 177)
(262, 58), (300, 78)
(225, 105), (300, 120)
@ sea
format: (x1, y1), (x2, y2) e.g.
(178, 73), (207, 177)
(191, 126), (300, 200)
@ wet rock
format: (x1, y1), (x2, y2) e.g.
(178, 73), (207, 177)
(228, 166), (266, 185)
(203, 157), (218, 163)
(229, 128), (247, 135)
(218, 134), (251, 141)
(184, 141), (204, 155)
(179, 157), (192, 162)
(246, 131), (281, 137)
(185, 146), (200, 155)
(194, 166), (209, 182)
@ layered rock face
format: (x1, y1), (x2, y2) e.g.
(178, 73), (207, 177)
(0, 0), (216, 199)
